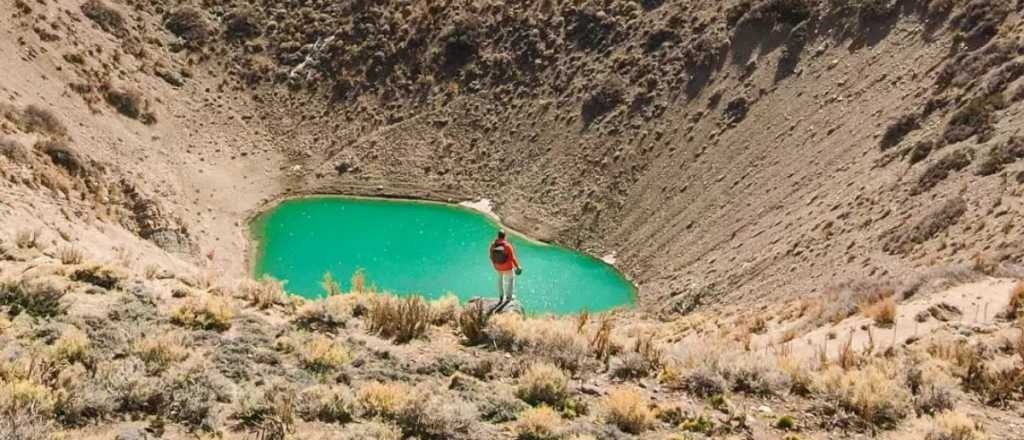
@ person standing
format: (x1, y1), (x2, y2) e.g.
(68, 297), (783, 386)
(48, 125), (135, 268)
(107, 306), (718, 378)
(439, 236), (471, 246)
(489, 230), (523, 305)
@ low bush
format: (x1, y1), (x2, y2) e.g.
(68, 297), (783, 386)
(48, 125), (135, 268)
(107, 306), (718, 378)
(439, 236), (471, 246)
(925, 411), (986, 440)
(516, 362), (570, 407)
(458, 301), (489, 344)
(816, 362), (912, 429)
(516, 405), (562, 440)
(0, 280), (67, 317)
(943, 93), (1005, 145)
(0, 137), (30, 163)
(103, 86), (157, 124)
(298, 335), (349, 373)
(164, 7), (210, 46)
(295, 295), (351, 331)
(581, 77), (625, 125)
(297, 385), (355, 423)
(916, 149), (974, 194)
(430, 293), (460, 326)
(394, 391), (478, 439)
(603, 386), (653, 434)
(880, 113), (920, 150)
(19, 105), (66, 136)
(0, 379), (55, 439)
(132, 332), (189, 373)
(81, 0), (126, 36)
(977, 136), (1024, 176)
(170, 296), (235, 331)
(233, 382), (296, 432)
(357, 382), (413, 419)
(51, 327), (91, 365)
(238, 276), (287, 310)
(860, 295), (897, 327)
(368, 294), (431, 343)
(224, 7), (261, 40)
(485, 315), (591, 372)
(14, 229), (41, 249)
(70, 265), (123, 290)
(164, 365), (232, 429)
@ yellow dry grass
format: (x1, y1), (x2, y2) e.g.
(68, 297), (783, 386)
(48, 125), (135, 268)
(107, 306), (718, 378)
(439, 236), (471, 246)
(516, 362), (569, 407)
(356, 382), (413, 419)
(603, 386), (653, 434)
(170, 296), (235, 331)
(51, 327), (90, 364)
(298, 335), (350, 372)
(132, 331), (189, 372)
(926, 411), (987, 440)
(859, 295), (897, 327)
(516, 405), (562, 440)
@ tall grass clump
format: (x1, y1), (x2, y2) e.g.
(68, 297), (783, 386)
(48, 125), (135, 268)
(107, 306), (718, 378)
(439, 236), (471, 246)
(368, 295), (431, 343)
(357, 382), (413, 419)
(458, 301), (489, 344)
(860, 295), (897, 328)
(925, 411), (986, 440)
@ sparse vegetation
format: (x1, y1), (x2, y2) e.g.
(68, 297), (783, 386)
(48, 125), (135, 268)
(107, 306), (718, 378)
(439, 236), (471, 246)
(880, 113), (920, 150)
(943, 93), (1006, 145)
(297, 385), (355, 423)
(357, 382), (413, 419)
(816, 362), (912, 429)
(916, 149), (974, 194)
(55, 246), (83, 265)
(132, 331), (188, 373)
(1007, 281), (1024, 320)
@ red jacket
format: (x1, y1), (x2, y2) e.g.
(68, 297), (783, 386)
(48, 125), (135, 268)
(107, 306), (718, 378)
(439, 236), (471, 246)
(490, 239), (520, 272)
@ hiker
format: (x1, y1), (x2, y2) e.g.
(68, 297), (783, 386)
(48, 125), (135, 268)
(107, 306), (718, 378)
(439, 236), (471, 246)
(490, 230), (523, 305)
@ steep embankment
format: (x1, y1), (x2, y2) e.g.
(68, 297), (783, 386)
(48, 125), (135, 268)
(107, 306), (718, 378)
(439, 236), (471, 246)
(3, 0), (1024, 306)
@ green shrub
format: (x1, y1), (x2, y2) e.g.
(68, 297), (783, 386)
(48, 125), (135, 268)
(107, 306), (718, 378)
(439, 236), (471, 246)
(0, 280), (67, 317)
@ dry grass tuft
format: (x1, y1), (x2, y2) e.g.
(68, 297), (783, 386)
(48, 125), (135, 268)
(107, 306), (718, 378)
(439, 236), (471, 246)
(516, 405), (563, 440)
(1006, 281), (1024, 321)
(603, 386), (653, 434)
(925, 411), (987, 440)
(357, 382), (413, 419)
(55, 246), (83, 265)
(458, 301), (489, 344)
(487, 315), (591, 372)
(321, 272), (343, 297)
(81, 0), (126, 36)
(51, 327), (91, 365)
(297, 385), (355, 423)
(516, 362), (570, 407)
(0, 379), (54, 439)
(132, 332), (189, 373)
(14, 229), (41, 249)
(0, 280), (66, 317)
(429, 293), (460, 326)
(239, 276), (288, 310)
(368, 294), (431, 343)
(816, 361), (912, 429)
(295, 295), (352, 331)
(860, 295), (898, 328)
(298, 335), (349, 372)
(170, 296), (235, 331)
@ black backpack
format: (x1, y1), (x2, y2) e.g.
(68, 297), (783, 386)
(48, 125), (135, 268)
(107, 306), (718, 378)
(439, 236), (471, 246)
(491, 241), (509, 264)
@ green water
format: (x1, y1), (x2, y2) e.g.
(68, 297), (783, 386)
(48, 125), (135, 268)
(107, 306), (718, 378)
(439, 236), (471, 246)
(250, 197), (635, 315)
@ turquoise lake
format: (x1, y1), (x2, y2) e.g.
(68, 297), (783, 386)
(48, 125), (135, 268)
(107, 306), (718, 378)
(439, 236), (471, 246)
(250, 197), (635, 315)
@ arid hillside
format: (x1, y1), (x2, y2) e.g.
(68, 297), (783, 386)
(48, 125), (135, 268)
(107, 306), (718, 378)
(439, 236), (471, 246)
(2, 0), (1024, 439)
